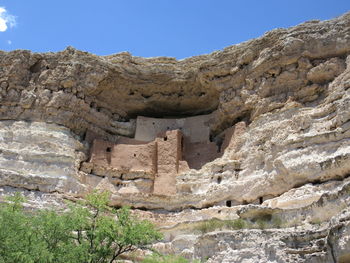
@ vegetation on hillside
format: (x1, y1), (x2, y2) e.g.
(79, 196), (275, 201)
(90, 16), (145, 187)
(0, 191), (162, 263)
(195, 215), (284, 234)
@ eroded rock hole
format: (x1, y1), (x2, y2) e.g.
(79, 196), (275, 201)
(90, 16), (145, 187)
(216, 136), (224, 153)
(226, 200), (232, 207)
(217, 176), (222, 184)
(210, 110), (251, 154)
(29, 60), (42, 73)
(164, 136), (168, 141)
(133, 153), (136, 157)
(259, 197), (263, 204)
(209, 134), (214, 142)
(106, 147), (111, 152)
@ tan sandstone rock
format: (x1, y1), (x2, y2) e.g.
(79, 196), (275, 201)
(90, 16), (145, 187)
(0, 11), (350, 263)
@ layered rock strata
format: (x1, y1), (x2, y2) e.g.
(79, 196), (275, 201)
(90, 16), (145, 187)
(0, 11), (350, 263)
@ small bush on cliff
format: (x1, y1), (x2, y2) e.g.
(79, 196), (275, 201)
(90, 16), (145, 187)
(255, 218), (267, 230)
(0, 191), (162, 263)
(271, 215), (283, 228)
(142, 253), (190, 263)
(226, 218), (247, 230)
(195, 218), (224, 233)
(195, 218), (248, 234)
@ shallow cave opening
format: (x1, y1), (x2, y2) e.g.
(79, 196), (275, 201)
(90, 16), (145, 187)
(226, 200), (232, 207)
(106, 147), (111, 153)
(29, 60), (42, 73)
(217, 176), (222, 184)
(82, 131), (87, 141)
(215, 136), (224, 153)
(128, 105), (218, 119)
(259, 197), (263, 204)
(211, 110), (252, 137)
(229, 111), (252, 127)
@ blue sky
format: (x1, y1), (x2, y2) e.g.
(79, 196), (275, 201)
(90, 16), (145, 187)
(0, 1), (349, 59)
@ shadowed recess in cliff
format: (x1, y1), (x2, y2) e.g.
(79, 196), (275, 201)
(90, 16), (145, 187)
(94, 64), (220, 119)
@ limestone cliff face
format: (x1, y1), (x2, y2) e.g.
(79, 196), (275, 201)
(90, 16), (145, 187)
(1, 12), (350, 263)
(0, 121), (85, 193)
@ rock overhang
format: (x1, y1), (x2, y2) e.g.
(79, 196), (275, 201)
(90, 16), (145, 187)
(0, 11), (349, 208)
(1, 12), (350, 262)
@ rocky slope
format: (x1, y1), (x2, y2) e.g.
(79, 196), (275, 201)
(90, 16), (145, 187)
(1, 11), (350, 263)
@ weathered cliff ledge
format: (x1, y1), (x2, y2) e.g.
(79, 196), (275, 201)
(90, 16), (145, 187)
(1, 12), (349, 137)
(1, 11), (350, 263)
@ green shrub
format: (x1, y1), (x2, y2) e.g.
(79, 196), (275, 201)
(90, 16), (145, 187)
(195, 215), (289, 234)
(142, 253), (189, 263)
(310, 218), (322, 225)
(271, 215), (283, 228)
(195, 218), (225, 234)
(0, 191), (162, 263)
(255, 219), (267, 230)
(196, 218), (251, 234)
(226, 218), (246, 230)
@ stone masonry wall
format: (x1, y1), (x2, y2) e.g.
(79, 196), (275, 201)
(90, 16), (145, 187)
(153, 130), (182, 195)
(86, 115), (239, 195)
(135, 114), (213, 143)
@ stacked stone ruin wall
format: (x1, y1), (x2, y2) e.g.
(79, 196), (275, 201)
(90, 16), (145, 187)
(135, 114), (213, 143)
(86, 116), (241, 195)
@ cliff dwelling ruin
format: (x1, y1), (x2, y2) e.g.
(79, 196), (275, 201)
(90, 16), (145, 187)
(82, 114), (244, 196)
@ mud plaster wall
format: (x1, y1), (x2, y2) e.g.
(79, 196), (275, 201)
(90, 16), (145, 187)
(153, 130), (181, 195)
(181, 122), (246, 170)
(135, 114), (214, 143)
(90, 139), (156, 174)
(111, 142), (156, 174)
(89, 139), (115, 167)
(183, 141), (220, 170)
(88, 122), (244, 175)
(87, 119), (243, 195)
(89, 130), (183, 195)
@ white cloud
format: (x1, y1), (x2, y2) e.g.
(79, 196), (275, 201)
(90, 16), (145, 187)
(0, 7), (16, 32)
(7, 40), (12, 45)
